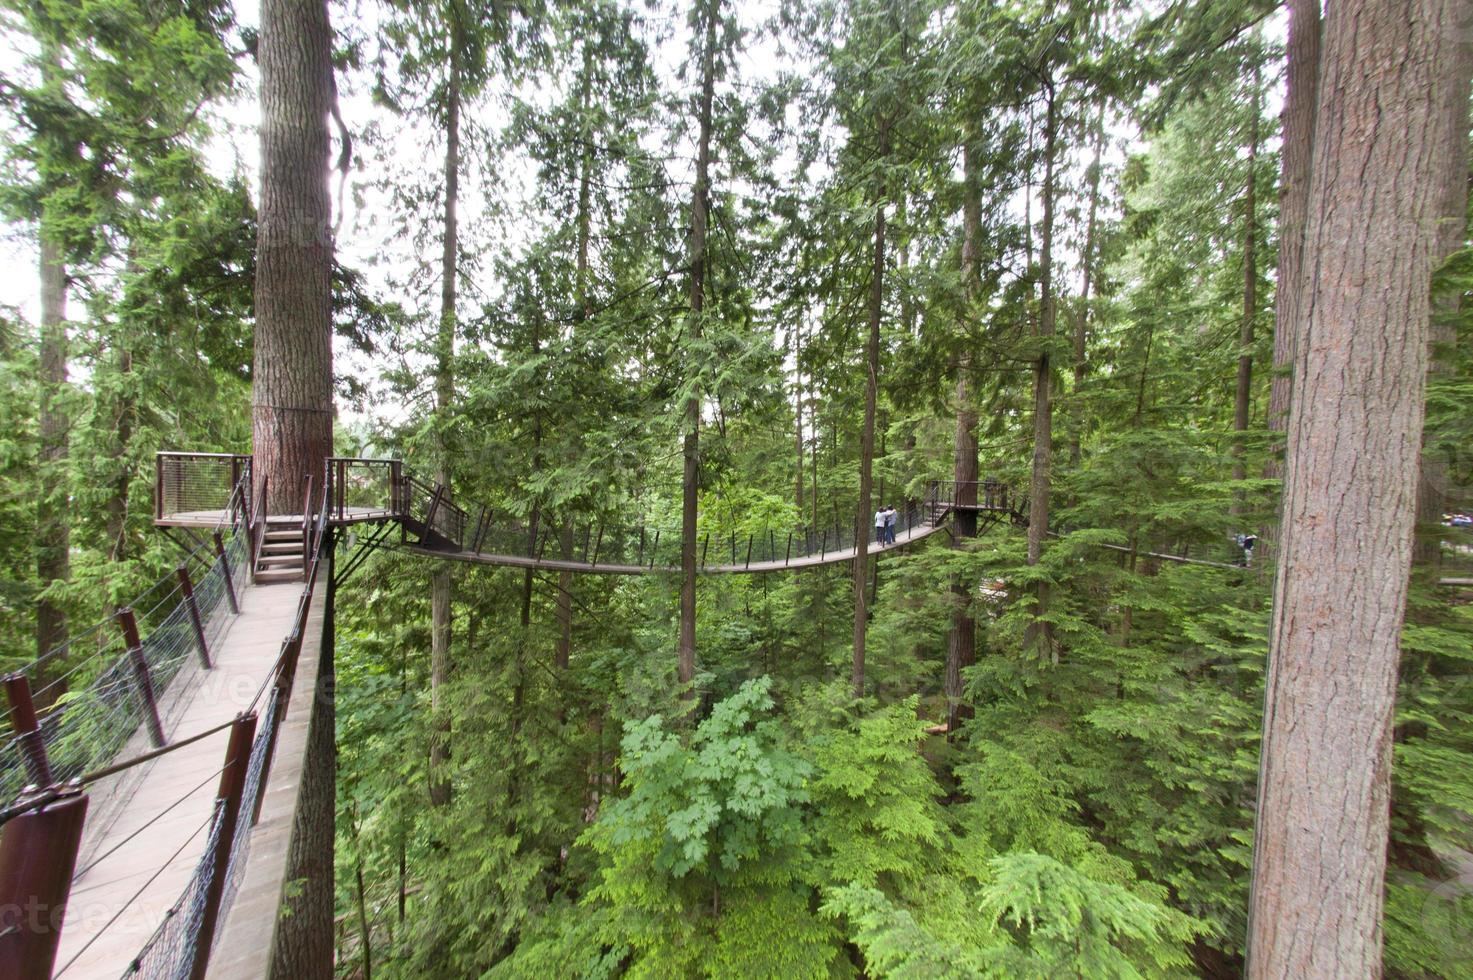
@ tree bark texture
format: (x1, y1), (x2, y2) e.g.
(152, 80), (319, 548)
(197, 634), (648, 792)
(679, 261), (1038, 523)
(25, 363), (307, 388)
(679, 0), (718, 695)
(946, 138), (982, 731)
(852, 120), (889, 702)
(429, 36), (461, 809)
(253, 0), (335, 516)
(1264, 0), (1321, 480)
(1025, 88), (1058, 660)
(1246, 2), (1457, 974)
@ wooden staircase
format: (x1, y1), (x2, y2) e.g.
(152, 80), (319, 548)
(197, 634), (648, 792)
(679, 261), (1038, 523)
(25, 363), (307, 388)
(255, 519), (305, 584)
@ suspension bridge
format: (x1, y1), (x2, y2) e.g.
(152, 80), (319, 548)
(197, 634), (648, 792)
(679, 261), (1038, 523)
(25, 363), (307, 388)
(0, 453), (1023, 979)
(2, 450), (1464, 979)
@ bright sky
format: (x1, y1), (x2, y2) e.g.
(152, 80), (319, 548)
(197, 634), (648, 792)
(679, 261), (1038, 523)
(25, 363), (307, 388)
(0, 0), (1285, 435)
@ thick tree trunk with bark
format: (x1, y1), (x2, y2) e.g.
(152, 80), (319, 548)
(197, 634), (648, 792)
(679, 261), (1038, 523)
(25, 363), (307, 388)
(1246, 3), (1457, 973)
(428, 39), (461, 809)
(946, 139), (982, 731)
(1262, 0), (1321, 557)
(852, 119), (890, 702)
(253, 0), (335, 516)
(36, 233), (68, 670)
(1025, 88), (1059, 660)
(679, 0), (718, 695)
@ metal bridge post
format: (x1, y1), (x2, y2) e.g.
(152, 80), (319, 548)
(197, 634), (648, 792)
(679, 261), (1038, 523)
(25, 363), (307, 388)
(0, 791), (87, 979)
(700, 533), (709, 569)
(177, 565), (213, 670)
(745, 535), (753, 569)
(118, 609), (167, 748)
(591, 521), (604, 567)
(213, 531), (239, 615)
(4, 674), (52, 787)
(785, 532), (792, 566)
(187, 711), (258, 980)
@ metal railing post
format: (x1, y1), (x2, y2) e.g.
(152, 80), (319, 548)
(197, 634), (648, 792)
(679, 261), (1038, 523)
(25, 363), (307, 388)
(4, 675), (52, 787)
(745, 535), (753, 569)
(213, 532), (240, 615)
(155, 454), (166, 520)
(0, 791), (88, 978)
(117, 609), (166, 748)
(177, 565), (213, 670)
(700, 533), (709, 569)
(785, 533), (792, 566)
(591, 521), (604, 567)
(187, 711), (257, 980)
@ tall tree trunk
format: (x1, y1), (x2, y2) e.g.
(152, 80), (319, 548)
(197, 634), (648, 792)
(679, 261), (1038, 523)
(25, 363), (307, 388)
(852, 119), (890, 701)
(1233, 66), (1261, 514)
(1261, 0), (1321, 555)
(558, 49), (596, 673)
(1025, 85), (1059, 661)
(429, 36), (461, 809)
(679, 0), (718, 696)
(793, 318), (805, 518)
(104, 345), (134, 567)
(1246, 2), (1456, 973)
(1413, 20), (1473, 569)
(36, 229), (68, 670)
(946, 137), (982, 732)
(1069, 109), (1105, 470)
(254, 0), (335, 516)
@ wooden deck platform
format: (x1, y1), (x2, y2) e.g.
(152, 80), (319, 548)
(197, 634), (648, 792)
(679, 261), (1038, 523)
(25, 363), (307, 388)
(156, 507), (395, 529)
(51, 582), (301, 979)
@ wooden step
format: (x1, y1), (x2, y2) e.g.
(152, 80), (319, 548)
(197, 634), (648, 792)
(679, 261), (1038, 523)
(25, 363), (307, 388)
(253, 567), (302, 584)
(257, 555), (304, 570)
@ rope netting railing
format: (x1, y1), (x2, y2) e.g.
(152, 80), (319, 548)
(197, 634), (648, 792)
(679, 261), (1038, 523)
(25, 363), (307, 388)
(113, 801), (225, 980)
(0, 497), (251, 805)
(102, 476), (332, 979)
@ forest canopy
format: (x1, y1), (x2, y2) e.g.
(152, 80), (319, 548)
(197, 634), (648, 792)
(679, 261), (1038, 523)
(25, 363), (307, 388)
(1, 0), (1470, 976)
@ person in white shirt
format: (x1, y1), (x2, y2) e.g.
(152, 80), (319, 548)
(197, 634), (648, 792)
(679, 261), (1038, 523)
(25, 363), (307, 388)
(874, 508), (887, 546)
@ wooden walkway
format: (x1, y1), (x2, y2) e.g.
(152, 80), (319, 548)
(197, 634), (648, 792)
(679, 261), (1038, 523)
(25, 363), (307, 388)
(51, 582), (300, 979)
(413, 520), (949, 574)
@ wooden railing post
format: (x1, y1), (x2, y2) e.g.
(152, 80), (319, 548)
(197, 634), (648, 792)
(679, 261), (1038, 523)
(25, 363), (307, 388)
(187, 711), (257, 980)
(117, 609), (166, 748)
(213, 531), (240, 615)
(4, 675), (52, 787)
(177, 565), (213, 670)
(0, 791), (88, 978)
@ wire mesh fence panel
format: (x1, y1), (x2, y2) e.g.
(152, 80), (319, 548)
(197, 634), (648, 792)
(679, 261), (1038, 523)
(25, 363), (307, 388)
(334, 461), (398, 518)
(157, 455), (249, 521)
(118, 801), (225, 980)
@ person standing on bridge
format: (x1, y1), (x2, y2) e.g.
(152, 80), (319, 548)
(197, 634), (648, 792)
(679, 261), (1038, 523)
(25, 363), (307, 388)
(875, 507), (887, 546)
(884, 505), (898, 544)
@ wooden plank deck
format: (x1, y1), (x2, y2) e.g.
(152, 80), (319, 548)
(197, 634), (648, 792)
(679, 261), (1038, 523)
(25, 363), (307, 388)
(414, 520), (949, 575)
(51, 582), (301, 979)
(156, 507), (395, 529)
